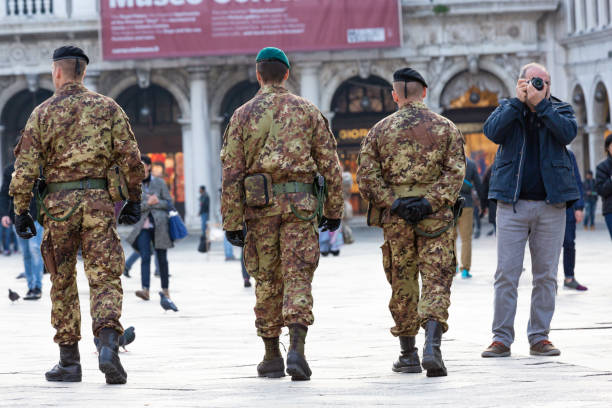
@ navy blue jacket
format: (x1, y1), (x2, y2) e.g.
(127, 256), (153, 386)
(484, 97), (580, 206)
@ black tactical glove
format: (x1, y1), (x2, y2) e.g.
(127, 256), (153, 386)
(118, 201), (141, 225)
(390, 197), (421, 223)
(15, 211), (36, 239)
(226, 230), (245, 247)
(318, 216), (341, 232)
(391, 197), (433, 224)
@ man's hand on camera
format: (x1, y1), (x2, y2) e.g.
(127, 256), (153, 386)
(118, 201), (141, 225)
(15, 211), (36, 239)
(226, 230), (245, 247)
(526, 81), (546, 108)
(516, 78), (528, 103)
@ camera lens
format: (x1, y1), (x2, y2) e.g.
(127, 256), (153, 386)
(531, 77), (544, 91)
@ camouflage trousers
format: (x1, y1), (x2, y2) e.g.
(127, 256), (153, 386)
(244, 213), (319, 338)
(381, 210), (456, 336)
(41, 190), (124, 345)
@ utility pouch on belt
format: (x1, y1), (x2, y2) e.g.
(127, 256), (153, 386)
(34, 176), (48, 225)
(107, 165), (128, 203)
(366, 202), (383, 228)
(244, 173), (273, 207)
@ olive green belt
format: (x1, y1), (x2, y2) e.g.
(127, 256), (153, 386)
(272, 182), (314, 196)
(391, 185), (427, 197)
(47, 178), (107, 194)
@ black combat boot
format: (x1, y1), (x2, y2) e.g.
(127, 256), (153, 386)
(98, 328), (127, 384)
(392, 336), (422, 373)
(257, 337), (285, 378)
(286, 324), (311, 381)
(45, 343), (82, 382)
(421, 320), (447, 377)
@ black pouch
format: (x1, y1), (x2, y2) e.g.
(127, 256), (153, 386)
(453, 196), (466, 220)
(244, 173), (273, 207)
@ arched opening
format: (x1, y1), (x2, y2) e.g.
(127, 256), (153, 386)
(571, 85), (589, 173)
(440, 70), (509, 175)
(116, 84), (185, 216)
(0, 88), (53, 169)
(331, 75), (395, 214)
(593, 82), (611, 168)
(220, 80), (260, 133)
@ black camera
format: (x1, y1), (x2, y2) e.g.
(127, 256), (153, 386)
(529, 77), (544, 91)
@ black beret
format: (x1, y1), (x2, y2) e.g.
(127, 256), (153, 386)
(52, 46), (89, 65)
(393, 67), (427, 88)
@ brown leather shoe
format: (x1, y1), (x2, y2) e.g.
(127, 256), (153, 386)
(481, 341), (511, 358)
(135, 288), (149, 301)
(530, 340), (560, 356)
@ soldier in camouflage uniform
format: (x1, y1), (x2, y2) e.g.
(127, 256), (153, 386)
(357, 68), (465, 377)
(221, 47), (343, 381)
(10, 46), (144, 384)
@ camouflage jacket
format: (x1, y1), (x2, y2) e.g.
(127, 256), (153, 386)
(9, 82), (144, 215)
(357, 101), (465, 214)
(221, 85), (343, 231)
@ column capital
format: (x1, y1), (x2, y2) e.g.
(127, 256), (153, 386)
(298, 61), (322, 72)
(187, 66), (210, 81)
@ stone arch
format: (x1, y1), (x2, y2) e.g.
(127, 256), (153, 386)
(210, 68), (251, 120)
(107, 73), (190, 119)
(320, 64), (364, 115)
(590, 80), (610, 126)
(570, 82), (589, 173)
(439, 69), (510, 111)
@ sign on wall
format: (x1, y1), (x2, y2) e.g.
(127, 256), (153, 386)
(100, 0), (401, 60)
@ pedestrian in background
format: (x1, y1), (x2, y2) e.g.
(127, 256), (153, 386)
(358, 68), (465, 377)
(582, 170), (598, 230)
(481, 62), (579, 359)
(595, 133), (612, 239)
(126, 155), (175, 302)
(1, 161), (43, 299)
(480, 165), (497, 236)
(562, 150), (587, 291)
(199, 185), (209, 238)
(456, 157), (482, 279)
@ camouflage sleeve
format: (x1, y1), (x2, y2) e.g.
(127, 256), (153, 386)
(220, 113), (246, 231)
(356, 126), (395, 208)
(9, 111), (43, 215)
(424, 123), (466, 212)
(312, 113), (343, 219)
(111, 104), (144, 201)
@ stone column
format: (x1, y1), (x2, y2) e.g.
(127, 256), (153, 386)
(84, 70), (100, 93)
(586, 0), (597, 30)
(574, 0), (585, 32)
(210, 116), (224, 223)
(299, 62), (321, 107)
(566, 0), (575, 33)
(0, 0), (6, 18)
(178, 118), (197, 228)
(54, 0), (69, 18)
(599, 0), (610, 26)
(187, 66), (213, 228)
(587, 124), (602, 171)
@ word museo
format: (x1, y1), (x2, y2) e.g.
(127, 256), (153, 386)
(109, 0), (293, 8)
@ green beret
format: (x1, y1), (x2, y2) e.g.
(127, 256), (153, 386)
(256, 47), (290, 69)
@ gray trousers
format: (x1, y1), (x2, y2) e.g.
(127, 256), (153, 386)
(492, 200), (566, 346)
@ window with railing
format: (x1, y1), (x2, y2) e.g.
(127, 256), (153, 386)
(5, 0), (54, 17)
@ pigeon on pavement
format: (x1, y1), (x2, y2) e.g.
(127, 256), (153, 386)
(159, 292), (178, 312)
(8, 289), (20, 302)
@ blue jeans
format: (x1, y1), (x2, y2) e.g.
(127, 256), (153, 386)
(2, 224), (18, 252)
(136, 229), (169, 290)
(562, 216), (576, 278)
(224, 236), (235, 259)
(200, 213), (208, 235)
(125, 249), (159, 274)
(583, 200), (596, 227)
(605, 214), (612, 240)
(319, 227), (344, 252)
(16, 222), (43, 290)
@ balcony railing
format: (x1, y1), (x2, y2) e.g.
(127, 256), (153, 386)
(5, 0), (54, 17)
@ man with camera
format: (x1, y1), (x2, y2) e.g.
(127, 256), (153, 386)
(481, 63), (579, 358)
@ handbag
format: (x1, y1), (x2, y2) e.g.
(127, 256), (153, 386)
(168, 209), (188, 241)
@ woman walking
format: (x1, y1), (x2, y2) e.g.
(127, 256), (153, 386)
(127, 155), (175, 300)
(595, 134), (612, 240)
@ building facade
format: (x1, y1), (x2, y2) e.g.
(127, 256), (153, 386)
(1, 0), (610, 226)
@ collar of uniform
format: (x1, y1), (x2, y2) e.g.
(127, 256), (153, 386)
(399, 101), (427, 110)
(259, 84), (288, 95)
(56, 81), (87, 96)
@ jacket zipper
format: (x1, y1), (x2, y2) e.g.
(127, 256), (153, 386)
(513, 122), (526, 203)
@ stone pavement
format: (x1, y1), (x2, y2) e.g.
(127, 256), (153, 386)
(1, 222), (611, 407)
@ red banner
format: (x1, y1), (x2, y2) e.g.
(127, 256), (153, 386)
(100, 0), (401, 60)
